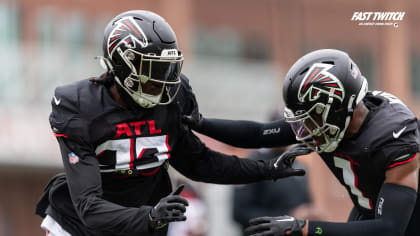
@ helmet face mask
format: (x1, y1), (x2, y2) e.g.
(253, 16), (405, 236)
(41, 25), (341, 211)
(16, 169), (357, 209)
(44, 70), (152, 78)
(101, 11), (184, 108)
(285, 103), (341, 153)
(282, 49), (368, 153)
(115, 47), (184, 108)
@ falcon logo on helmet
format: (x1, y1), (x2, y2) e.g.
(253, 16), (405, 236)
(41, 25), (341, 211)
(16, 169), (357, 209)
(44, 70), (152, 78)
(107, 16), (148, 57)
(297, 63), (345, 103)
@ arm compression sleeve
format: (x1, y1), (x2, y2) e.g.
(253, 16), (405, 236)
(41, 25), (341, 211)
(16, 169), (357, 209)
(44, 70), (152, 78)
(195, 118), (297, 148)
(308, 183), (417, 236)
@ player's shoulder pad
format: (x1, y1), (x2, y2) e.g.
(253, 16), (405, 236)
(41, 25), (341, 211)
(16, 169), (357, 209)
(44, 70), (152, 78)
(179, 73), (193, 93)
(49, 79), (94, 137)
(363, 91), (419, 154)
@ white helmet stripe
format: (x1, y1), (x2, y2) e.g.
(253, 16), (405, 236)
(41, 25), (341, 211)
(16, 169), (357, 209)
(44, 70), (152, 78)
(356, 77), (368, 104)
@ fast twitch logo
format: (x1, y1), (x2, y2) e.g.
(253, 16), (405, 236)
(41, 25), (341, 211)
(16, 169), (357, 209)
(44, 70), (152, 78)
(351, 12), (405, 28)
(351, 12), (405, 21)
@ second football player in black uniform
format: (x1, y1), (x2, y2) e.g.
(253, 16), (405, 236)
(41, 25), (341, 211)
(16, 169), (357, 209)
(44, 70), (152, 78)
(185, 49), (420, 236)
(35, 10), (309, 236)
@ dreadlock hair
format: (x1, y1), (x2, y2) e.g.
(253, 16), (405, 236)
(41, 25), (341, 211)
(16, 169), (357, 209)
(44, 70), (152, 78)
(90, 72), (114, 87)
(90, 72), (142, 110)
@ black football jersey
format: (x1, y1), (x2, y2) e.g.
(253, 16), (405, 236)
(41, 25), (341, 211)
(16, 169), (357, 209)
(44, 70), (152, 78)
(319, 91), (420, 217)
(50, 79), (186, 173)
(46, 75), (196, 236)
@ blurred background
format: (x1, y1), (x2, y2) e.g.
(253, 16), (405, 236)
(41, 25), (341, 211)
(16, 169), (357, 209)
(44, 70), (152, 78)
(0, 0), (419, 235)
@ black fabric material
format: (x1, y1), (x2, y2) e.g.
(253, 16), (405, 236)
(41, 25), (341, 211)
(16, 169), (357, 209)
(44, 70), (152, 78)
(170, 130), (278, 184)
(48, 138), (163, 236)
(308, 183), (417, 236)
(318, 92), (419, 217)
(196, 118), (297, 148)
(347, 207), (370, 222)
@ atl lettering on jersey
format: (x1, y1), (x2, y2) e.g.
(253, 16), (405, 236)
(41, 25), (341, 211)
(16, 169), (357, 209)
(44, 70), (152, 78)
(114, 120), (162, 138)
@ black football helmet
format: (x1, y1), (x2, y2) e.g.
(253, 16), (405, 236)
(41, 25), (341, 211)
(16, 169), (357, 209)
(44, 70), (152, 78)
(283, 49), (368, 153)
(99, 10), (184, 108)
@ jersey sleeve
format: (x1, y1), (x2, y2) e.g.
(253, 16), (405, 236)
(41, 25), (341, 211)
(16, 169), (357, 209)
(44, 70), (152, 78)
(56, 136), (155, 235)
(378, 119), (420, 169)
(49, 85), (91, 141)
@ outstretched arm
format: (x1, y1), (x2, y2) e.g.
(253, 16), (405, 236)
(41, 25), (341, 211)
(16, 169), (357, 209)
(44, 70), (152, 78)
(190, 117), (297, 148)
(170, 131), (310, 184)
(245, 153), (419, 236)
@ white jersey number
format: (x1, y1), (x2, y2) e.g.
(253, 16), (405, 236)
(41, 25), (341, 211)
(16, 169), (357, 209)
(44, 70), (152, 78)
(372, 91), (406, 107)
(334, 157), (373, 210)
(95, 135), (170, 171)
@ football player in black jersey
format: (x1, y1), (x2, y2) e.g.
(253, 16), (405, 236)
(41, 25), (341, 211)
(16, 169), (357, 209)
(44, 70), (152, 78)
(184, 49), (420, 236)
(35, 10), (310, 236)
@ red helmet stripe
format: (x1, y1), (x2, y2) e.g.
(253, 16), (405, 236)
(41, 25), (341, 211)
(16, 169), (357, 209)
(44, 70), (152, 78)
(124, 19), (142, 38)
(303, 68), (320, 90)
(109, 41), (118, 52)
(109, 36), (119, 42)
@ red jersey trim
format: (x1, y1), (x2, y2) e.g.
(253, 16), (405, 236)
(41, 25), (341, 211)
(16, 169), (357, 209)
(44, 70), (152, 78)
(388, 153), (417, 169)
(54, 133), (69, 138)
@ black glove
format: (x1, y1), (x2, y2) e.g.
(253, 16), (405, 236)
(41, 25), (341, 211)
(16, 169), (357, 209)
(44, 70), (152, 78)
(245, 216), (306, 236)
(149, 185), (189, 229)
(182, 112), (203, 130)
(181, 92), (203, 130)
(266, 144), (312, 180)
